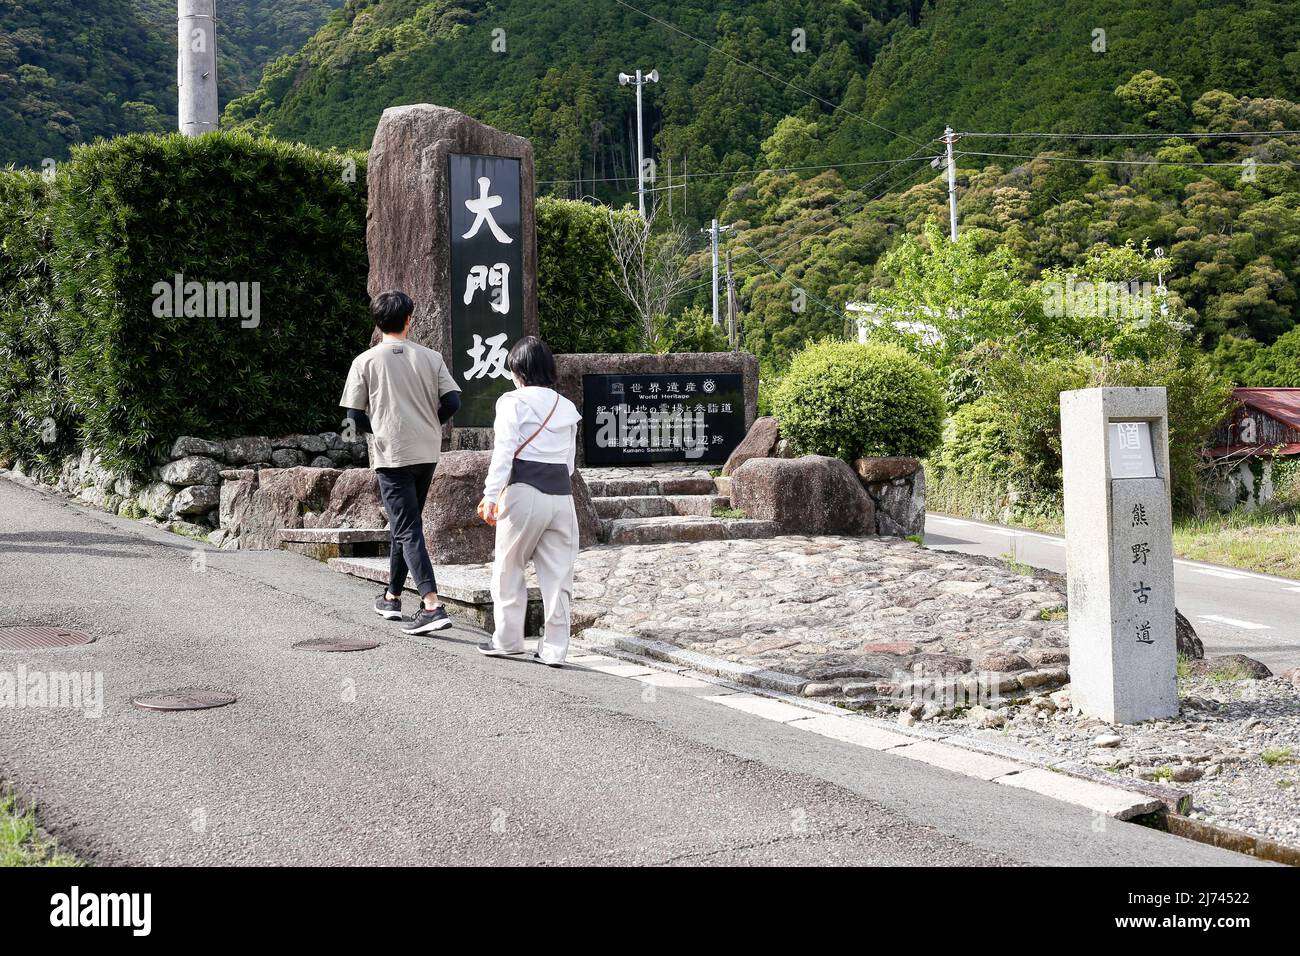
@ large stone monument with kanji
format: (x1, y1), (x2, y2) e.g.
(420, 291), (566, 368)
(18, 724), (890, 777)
(1061, 387), (1178, 723)
(367, 104), (539, 430)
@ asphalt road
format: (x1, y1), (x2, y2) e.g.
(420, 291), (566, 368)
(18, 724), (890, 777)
(0, 477), (1258, 866)
(926, 513), (1300, 674)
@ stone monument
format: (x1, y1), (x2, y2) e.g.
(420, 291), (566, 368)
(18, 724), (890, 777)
(1060, 387), (1178, 723)
(367, 104), (538, 430)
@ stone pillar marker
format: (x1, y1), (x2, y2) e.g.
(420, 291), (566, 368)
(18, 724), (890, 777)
(367, 104), (538, 430)
(1060, 387), (1178, 724)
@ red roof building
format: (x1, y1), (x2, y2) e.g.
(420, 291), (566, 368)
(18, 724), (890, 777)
(1208, 388), (1300, 459)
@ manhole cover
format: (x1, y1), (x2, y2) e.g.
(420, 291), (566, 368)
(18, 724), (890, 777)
(0, 626), (96, 650)
(130, 688), (237, 712)
(292, 638), (381, 653)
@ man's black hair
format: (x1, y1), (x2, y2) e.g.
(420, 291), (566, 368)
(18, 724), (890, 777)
(371, 290), (415, 334)
(507, 336), (558, 387)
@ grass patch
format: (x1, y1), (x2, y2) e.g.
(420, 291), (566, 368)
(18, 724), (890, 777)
(1176, 655), (1192, 680)
(0, 788), (79, 867)
(1173, 507), (1300, 580)
(1207, 661), (1254, 683)
(1261, 747), (1295, 766)
(999, 550), (1033, 576)
(1037, 606), (1068, 621)
(711, 506), (747, 519)
(1148, 767), (1175, 782)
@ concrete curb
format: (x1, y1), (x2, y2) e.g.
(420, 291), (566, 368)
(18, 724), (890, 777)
(575, 627), (1192, 821)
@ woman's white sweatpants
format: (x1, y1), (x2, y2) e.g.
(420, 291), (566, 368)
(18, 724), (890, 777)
(489, 482), (579, 664)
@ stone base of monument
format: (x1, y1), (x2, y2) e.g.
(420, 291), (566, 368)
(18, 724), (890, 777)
(327, 558), (544, 636)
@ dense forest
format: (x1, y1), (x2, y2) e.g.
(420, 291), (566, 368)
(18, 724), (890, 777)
(7, 0), (1300, 369)
(0, 0), (341, 166)
(216, 0), (1300, 366)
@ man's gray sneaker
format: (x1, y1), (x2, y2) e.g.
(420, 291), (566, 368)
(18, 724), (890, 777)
(403, 605), (452, 635)
(374, 593), (403, 620)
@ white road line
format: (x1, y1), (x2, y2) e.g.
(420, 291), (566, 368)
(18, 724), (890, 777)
(1197, 615), (1271, 631)
(930, 514), (1300, 592)
(1188, 567), (1250, 580)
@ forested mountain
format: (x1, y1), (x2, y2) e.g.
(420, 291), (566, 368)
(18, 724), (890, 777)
(8, 0), (1300, 362)
(222, 0), (1300, 359)
(226, 0), (1300, 210)
(0, 0), (342, 166)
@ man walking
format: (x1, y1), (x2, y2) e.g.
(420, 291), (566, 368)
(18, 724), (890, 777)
(340, 291), (461, 634)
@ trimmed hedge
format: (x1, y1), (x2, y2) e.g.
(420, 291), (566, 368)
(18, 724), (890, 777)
(0, 137), (653, 473)
(50, 132), (370, 471)
(773, 340), (945, 460)
(537, 197), (640, 354)
(0, 170), (73, 469)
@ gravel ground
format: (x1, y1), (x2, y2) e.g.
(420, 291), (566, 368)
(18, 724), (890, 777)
(924, 673), (1300, 849)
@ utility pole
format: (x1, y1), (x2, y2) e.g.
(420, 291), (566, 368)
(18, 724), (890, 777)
(178, 0), (219, 136)
(725, 250), (738, 350)
(618, 68), (659, 218)
(667, 157), (672, 219)
(700, 218), (735, 328)
(943, 125), (960, 241)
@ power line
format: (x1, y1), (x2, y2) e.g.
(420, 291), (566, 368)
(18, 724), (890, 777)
(720, 149), (940, 279)
(610, 0), (929, 148)
(960, 129), (1300, 140)
(737, 241), (853, 327)
(957, 149), (1300, 169)
(537, 154), (933, 187)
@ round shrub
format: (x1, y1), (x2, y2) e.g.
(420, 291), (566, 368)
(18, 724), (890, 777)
(772, 341), (945, 460)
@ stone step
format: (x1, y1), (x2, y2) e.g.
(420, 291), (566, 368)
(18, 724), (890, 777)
(328, 557), (544, 635)
(586, 476), (718, 498)
(602, 515), (779, 546)
(276, 527), (390, 559)
(592, 494), (730, 520)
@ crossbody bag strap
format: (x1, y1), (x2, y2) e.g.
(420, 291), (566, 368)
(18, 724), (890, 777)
(513, 393), (561, 459)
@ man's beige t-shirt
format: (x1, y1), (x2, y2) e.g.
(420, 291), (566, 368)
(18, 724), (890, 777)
(339, 339), (460, 468)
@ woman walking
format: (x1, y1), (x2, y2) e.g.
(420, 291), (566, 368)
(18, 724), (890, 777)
(476, 337), (582, 667)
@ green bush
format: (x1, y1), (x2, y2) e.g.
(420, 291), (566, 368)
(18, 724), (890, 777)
(982, 349), (1233, 514)
(50, 132), (369, 471)
(537, 197), (640, 354)
(773, 340), (945, 460)
(0, 170), (75, 469)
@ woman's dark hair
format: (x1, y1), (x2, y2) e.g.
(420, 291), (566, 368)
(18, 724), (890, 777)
(507, 336), (558, 387)
(371, 290), (415, 334)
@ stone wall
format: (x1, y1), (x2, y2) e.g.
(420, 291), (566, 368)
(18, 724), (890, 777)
(48, 432), (369, 540)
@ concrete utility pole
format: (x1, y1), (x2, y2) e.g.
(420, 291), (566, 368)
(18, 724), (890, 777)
(618, 68), (659, 218)
(178, 0), (219, 136)
(725, 250), (738, 350)
(943, 125), (959, 241)
(701, 218), (735, 327)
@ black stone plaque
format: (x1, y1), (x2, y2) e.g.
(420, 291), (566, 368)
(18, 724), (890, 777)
(583, 373), (745, 466)
(449, 153), (525, 426)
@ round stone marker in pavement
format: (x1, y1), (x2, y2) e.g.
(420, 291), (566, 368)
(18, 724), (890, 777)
(0, 626), (96, 650)
(131, 689), (237, 712)
(292, 638), (381, 653)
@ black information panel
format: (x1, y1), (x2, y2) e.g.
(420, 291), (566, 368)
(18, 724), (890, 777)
(449, 153), (525, 426)
(582, 373), (746, 466)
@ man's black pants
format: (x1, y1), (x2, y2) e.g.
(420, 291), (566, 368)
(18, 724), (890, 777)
(374, 462), (437, 598)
